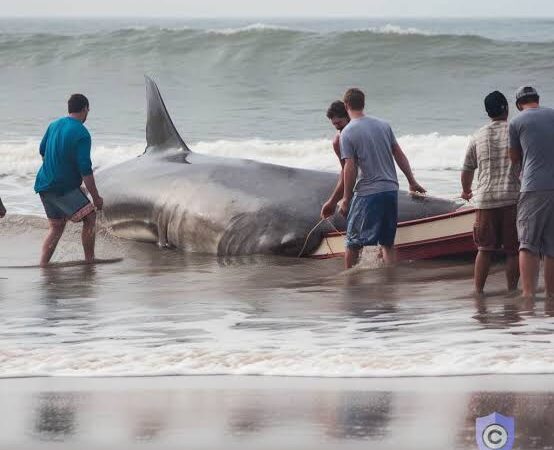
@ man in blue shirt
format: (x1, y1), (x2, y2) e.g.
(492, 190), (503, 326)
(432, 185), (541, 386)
(34, 94), (103, 266)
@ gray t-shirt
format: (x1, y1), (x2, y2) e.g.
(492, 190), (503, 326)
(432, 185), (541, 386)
(340, 116), (399, 196)
(509, 107), (554, 192)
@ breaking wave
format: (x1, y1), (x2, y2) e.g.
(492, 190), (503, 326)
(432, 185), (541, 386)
(2, 23), (554, 68)
(0, 133), (470, 178)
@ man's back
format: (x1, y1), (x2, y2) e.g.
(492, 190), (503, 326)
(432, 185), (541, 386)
(339, 116), (398, 196)
(34, 116), (92, 194)
(509, 107), (554, 192)
(463, 121), (520, 209)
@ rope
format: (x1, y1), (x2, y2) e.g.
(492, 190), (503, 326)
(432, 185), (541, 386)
(298, 195), (471, 258)
(297, 217), (343, 258)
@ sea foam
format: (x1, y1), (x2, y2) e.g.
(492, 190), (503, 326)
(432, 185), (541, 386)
(0, 133), (470, 179)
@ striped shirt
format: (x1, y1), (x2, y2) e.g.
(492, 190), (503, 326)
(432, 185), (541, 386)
(463, 121), (520, 209)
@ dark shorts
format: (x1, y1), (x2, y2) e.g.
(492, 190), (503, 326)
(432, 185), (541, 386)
(473, 205), (519, 255)
(39, 188), (95, 223)
(517, 190), (554, 257)
(346, 191), (398, 250)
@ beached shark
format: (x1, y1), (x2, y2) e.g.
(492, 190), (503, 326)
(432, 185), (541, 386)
(96, 77), (457, 256)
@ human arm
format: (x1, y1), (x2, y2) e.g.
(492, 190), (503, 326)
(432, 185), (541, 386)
(39, 126), (49, 158)
(321, 135), (346, 218)
(509, 147), (522, 166)
(77, 134), (103, 210)
(391, 143), (426, 194)
(461, 137), (477, 200)
(508, 121), (523, 167)
(461, 171), (474, 201)
(339, 158), (357, 217)
(82, 174), (103, 210)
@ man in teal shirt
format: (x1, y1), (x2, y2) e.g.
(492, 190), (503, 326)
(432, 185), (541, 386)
(34, 94), (103, 266)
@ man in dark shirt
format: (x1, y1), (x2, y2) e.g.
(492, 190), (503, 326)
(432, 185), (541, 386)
(321, 101), (350, 220)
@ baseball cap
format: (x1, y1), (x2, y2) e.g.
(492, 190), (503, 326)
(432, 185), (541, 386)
(484, 91), (508, 118)
(515, 86), (539, 104)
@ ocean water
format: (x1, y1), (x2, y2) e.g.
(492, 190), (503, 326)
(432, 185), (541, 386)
(1, 218), (554, 378)
(1, 18), (554, 380)
(2, 18), (554, 212)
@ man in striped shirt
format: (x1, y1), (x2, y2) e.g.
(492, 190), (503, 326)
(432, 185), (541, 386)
(461, 91), (521, 294)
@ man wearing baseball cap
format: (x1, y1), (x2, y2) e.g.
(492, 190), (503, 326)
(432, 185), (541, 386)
(509, 86), (554, 299)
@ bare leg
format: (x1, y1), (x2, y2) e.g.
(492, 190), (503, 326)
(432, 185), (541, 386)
(381, 245), (396, 267)
(82, 211), (97, 263)
(474, 250), (492, 294)
(345, 247), (360, 269)
(40, 219), (66, 266)
(520, 249), (540, 298)
(505, 254), (520, 292)
(545, 256), (554, 299)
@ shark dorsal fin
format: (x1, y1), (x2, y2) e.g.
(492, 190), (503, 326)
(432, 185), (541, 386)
(144, 75), (191, 153)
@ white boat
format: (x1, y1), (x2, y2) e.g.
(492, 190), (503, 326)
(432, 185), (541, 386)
(310, 207), (477, 261)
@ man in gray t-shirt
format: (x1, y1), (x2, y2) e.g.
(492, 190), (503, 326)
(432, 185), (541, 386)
(340, 114), (399, 196)
(338, 88), (425, 269)
(509, 86), (554, 299)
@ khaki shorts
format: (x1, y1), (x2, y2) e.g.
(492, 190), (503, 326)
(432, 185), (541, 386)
(473, 205), (519, 255)
(518, 190), (554, 257)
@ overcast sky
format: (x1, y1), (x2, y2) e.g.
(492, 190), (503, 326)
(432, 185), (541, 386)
(3, 0), (553, 18)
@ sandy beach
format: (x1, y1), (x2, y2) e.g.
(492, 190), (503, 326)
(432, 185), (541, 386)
(1, 214), (554, 449)
(1, 375), (554, 450)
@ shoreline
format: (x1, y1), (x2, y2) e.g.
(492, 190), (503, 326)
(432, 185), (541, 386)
(2, 373), (554, 390)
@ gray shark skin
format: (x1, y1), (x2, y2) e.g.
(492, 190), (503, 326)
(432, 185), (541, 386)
(96, 77), (457, 256)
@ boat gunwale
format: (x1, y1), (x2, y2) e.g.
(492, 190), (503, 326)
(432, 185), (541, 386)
(322, 207), (475, 238)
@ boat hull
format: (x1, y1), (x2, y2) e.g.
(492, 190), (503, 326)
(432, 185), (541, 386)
(310, 208), (477, 261)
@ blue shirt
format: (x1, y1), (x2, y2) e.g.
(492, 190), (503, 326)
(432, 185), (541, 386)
(34, 117), (92, 194)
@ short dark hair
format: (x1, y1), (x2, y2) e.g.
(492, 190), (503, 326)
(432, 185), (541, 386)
(326, 101), (348, 119)
(343, 88), (365, 111)
(68, 94), (89, 114)
(484, 91), (508, 118)
(517, 94), (540, 107)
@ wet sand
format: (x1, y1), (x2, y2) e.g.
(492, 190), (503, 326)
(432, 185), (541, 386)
(1, 215), (554, 449)
(2, 375), (554, 450)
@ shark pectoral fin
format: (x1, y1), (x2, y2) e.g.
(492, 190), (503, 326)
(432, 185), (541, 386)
(144, 75), (191, 154)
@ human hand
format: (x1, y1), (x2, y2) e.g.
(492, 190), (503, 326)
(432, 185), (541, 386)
(461, 190), (473, 201)
(409, 182), (427, 195)
(93, 195), (104, 211)
(320, 200), (337, 219)
(338, 198), (350, 217)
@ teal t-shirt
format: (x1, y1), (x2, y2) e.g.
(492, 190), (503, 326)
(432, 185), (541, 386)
(34, 117), (92, 194)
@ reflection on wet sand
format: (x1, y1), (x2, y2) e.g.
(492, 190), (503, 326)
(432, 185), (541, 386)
(2, 377), (550, 450)
(32, 393), (80, 441)
(473, 296), (523, 326)
(462, 391), (554, 449)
